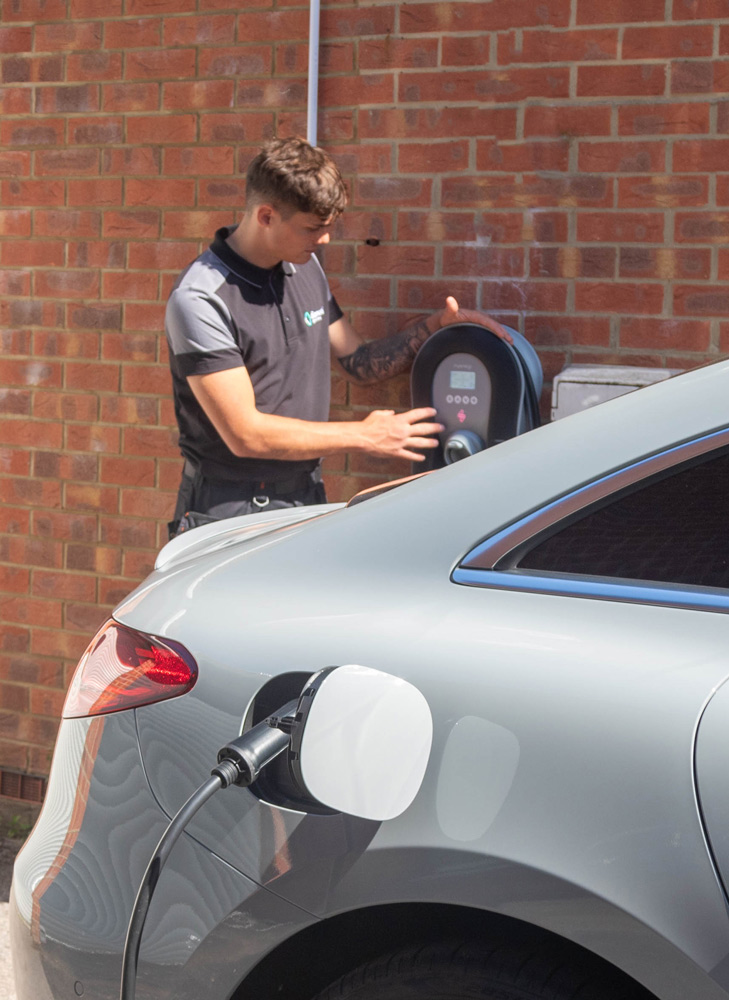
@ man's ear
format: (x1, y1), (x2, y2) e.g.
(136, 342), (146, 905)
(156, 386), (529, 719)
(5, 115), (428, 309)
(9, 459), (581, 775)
(255, 203), (276, 228)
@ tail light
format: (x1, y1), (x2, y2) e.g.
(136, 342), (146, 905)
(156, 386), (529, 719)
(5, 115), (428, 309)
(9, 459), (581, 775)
(63, 620), (198, 720)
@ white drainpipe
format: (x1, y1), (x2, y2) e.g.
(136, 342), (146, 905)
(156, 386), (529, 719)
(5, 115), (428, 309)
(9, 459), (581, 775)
(307, 0), (320, 145)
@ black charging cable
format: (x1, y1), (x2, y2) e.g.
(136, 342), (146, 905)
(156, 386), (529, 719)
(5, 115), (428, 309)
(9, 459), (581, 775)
(120, 699), (299, 1000)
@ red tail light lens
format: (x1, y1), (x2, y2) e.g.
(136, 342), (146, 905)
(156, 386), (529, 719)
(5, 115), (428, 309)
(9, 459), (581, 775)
(63, 620), (198, 719)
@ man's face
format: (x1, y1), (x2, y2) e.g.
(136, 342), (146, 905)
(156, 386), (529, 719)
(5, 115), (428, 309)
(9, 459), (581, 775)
(269, 209), (334, 265)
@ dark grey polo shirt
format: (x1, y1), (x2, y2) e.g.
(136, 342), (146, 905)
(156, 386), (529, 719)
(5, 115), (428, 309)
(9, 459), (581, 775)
(166, 227), (343, 482)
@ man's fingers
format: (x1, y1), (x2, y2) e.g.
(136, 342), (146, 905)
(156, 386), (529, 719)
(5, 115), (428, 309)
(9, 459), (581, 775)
(406, 436), (440, 449)
(407, 421), (444, 436)
(401, 406), (439, 423)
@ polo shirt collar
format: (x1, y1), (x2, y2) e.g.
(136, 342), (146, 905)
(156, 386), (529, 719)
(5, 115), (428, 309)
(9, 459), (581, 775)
(209, 226), (297, 288)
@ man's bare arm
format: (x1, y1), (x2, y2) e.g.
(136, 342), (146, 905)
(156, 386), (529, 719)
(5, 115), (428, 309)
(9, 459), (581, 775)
(337, 316), (434, 384)
(331, 295), (513, 385)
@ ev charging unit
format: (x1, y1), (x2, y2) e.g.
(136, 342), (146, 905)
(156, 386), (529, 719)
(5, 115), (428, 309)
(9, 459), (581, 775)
(410, 322), (543, 470)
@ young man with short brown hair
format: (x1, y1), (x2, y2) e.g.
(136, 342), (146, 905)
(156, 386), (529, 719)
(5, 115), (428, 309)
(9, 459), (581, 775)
(165, 137), (508, 534)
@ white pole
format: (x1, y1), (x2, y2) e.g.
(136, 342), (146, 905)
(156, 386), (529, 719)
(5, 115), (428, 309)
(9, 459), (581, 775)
(307, 0), (320, 145)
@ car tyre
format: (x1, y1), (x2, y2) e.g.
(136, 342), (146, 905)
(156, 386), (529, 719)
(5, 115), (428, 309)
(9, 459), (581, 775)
(310, 941), (648, 999)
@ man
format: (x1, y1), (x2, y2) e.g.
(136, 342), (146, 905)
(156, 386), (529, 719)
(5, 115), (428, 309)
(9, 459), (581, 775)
(165, 137), (510, 535)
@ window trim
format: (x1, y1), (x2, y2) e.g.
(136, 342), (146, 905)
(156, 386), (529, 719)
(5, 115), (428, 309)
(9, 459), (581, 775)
(453, 426), (729, 614)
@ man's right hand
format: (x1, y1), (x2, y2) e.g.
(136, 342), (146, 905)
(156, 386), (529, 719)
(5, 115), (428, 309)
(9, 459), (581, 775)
(359, 407), (444, 462)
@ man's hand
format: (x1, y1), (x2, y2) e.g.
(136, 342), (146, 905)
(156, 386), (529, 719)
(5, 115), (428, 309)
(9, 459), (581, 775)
(434, 296), (513, 343)
(359, 407), (444, 462)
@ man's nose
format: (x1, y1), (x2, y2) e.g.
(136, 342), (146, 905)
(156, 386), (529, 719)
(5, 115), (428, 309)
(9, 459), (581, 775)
(317, 231), (331, 245)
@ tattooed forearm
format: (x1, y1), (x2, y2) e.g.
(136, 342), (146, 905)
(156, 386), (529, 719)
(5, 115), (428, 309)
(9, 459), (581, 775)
(337, 318), (433, 384)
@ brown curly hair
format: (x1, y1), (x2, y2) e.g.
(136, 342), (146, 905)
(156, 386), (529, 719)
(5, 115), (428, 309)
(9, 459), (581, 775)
(245, 137), (348, 221)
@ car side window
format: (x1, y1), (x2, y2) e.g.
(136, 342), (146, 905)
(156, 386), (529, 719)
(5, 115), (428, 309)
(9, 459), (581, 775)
(516, 448), (729, 590)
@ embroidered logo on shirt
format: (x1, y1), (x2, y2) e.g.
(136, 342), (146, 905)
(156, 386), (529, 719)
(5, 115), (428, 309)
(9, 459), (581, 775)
(304, 307), (326, 327)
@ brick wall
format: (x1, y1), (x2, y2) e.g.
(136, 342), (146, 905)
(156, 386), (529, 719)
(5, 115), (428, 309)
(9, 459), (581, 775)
(1, 0), (728, 783)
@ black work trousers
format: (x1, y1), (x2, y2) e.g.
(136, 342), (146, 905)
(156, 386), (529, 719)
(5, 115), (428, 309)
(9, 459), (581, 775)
(169, 461), (327, 539)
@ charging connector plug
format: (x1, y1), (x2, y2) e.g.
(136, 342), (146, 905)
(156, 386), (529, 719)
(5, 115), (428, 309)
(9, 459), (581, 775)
(213, 697), (298, 787)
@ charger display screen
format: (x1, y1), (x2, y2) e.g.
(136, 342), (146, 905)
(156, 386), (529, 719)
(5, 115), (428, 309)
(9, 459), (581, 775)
(449, 370), (476, 390)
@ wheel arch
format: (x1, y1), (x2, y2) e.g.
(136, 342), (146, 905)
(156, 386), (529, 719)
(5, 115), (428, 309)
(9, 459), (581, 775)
(231, 901), (660, 1000)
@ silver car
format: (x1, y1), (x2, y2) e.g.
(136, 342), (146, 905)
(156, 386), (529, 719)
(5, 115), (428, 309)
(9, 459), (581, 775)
(11, 359), (729, 1000)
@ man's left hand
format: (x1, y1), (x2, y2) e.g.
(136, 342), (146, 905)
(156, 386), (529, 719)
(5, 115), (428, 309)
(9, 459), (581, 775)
(434, 295), (513, 343)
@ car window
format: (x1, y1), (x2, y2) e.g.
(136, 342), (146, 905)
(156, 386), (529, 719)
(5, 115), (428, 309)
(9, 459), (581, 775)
(515, 447), (729, 589)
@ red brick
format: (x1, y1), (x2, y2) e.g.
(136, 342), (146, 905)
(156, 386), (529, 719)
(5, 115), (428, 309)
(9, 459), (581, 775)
(126, 0), (194, 14)
(498, 28), (618, 64)
(400, 0), (569, 33)
(71, 0), (122, 16)
(2, 0), (66, 20)
(102, 210), (160, 239)
(67, 242), (125, 269)
(577, 0), (665, 21)
(29, 688), (65, 718)
(2, 477), (62, 507)
(162, 13), (234, 46)
(361, 36), (438, 70)
(619, 247), (710, 280)
(0, 683), (29, 713)
(0, 210), (31, 236)
(161, 210), (230, 239)
(65, 361), (120, 392)
(0, 359), (61, 389)
(125, 177), (195, 208)
(199, 112), (274, 144)
(31, 628), (88, 660)
(163, 145), (235, 176)
(477, 139), (570, 173)
(530, 246), (615, 279)
(35, 84), (99, 114)
(574, 282), (663, 314)
(68, 302), (122, 330)
(1, 118), (64, 146)
(35, 210), (100, 238)
(35, 270), (100, 300)
(122, 551), (156, 580)
(318, 73), (394, 107)
(101, 272), (159, 301)
(67, 179), (122, 207)
(102, 81), (159, 113)
(33, 331), (99, 358)
(125, 48), (195, 80)
(66, 424), (120, 454)
(67, 52), (122, 82)
(163, 80), (234, 111)
(69, 119), (123, 147)
(101, 332), (157, 362)
(103, 17), (161, 48)
(359, 107), (517, 140)
(620, 317), (710, 351)
(101, 147), (160, 176)
(32, 391), (98, 422)
(0, 26), (32, 51)
(619, 175), (708, 208)
(122, 426), (178, 457)
(619, 102), (711, 136)
(356, 176), (432, 207)
(198, 45), (272, 78)
(0, 389), (30, 416)
(3, 179), (64, 207)
(625, 24), (712, 58)
(321, 5), (396, 37)
(672, 60), (729, 94)
(2, 55), (64, 84)
(674, 285), (729, 316)
(0, 152), (31, 178)
(674, 0), (729, 17)
(355, 244), (435, 277)
(120, 487), (176, 519)
(126, 114), (197, 144)
(32, 571), (96, 603)
(0, 270), (31, 296)
(400, 67), (570, 104)
(276, 41), (354, 75)
(66, 544), (121, 575)
(99, 515), (158, 548)
(444, 246), (525, 278)
(578, 141), (665, 173)
(123, 302), (166, 331)
(127, 240), (196, 270)
(0, 88), (33, 115)
(197, 178), (247, 207)
(64, 485), (119, 515)
(674, 138), (729, 172)
(578, 64), (665, 97)
(100, 456), (156, 487)
(32, 510), (97, 542)
(525, 315), (611, 347)
(0, 566), (30, 595)
(443, 173), (613, 209)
